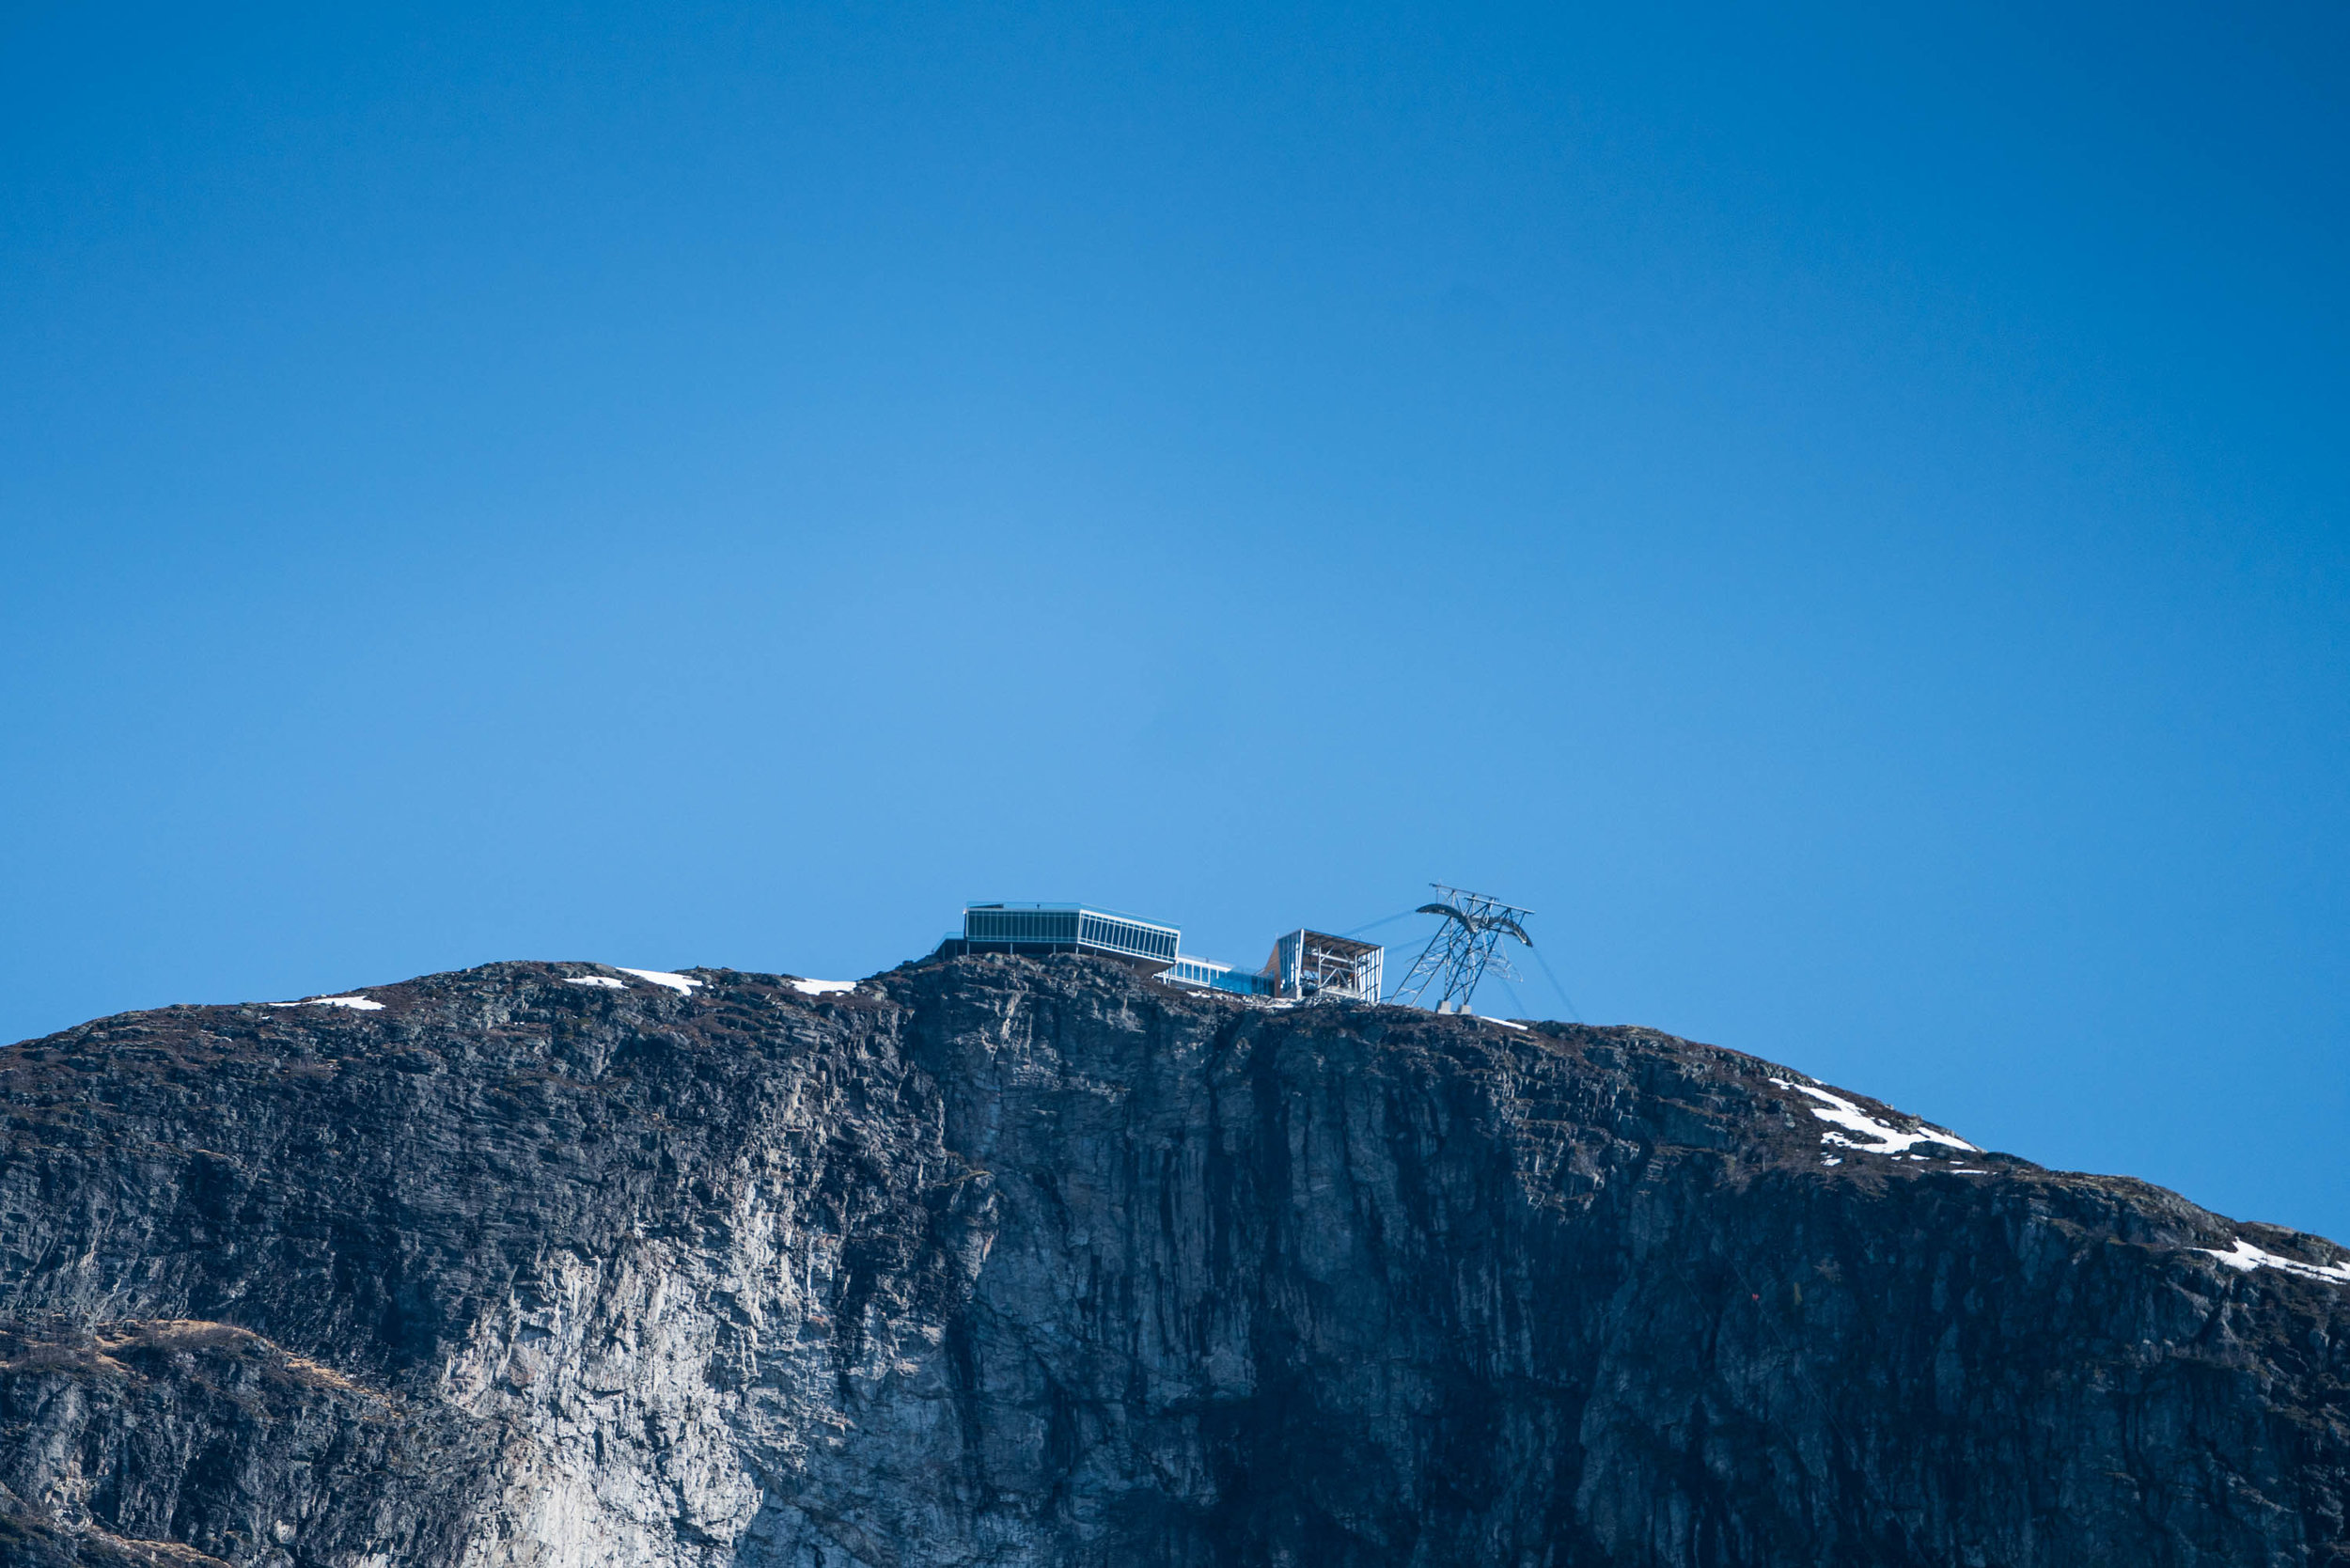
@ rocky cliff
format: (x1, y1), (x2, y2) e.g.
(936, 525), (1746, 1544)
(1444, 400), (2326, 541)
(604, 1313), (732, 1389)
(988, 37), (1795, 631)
(0, 954), (2342, 1567)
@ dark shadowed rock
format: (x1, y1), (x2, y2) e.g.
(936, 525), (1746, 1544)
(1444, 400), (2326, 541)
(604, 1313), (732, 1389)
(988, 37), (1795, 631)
(0, 954), (2341, 1565)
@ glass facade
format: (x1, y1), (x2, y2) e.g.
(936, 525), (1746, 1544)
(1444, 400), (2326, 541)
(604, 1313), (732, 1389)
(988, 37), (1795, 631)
(1164, 955), (1275, 996)
(964, 906), (1082, 946)
(1075, 911), (1180, 963)
(962, 903), (1181, 966)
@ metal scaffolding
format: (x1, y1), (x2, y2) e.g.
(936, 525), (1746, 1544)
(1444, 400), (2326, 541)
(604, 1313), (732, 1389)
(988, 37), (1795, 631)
(1388, 885), (1532, 1012)
(1269, 929), (1384, 1005)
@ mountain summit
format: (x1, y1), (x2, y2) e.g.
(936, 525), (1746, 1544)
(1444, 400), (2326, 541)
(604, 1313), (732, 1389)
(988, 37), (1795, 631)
(0, 955), (2342, 1565)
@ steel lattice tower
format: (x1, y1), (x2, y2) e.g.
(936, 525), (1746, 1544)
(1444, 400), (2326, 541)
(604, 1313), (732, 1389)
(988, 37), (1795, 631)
(1388, 885), (1533, 1012)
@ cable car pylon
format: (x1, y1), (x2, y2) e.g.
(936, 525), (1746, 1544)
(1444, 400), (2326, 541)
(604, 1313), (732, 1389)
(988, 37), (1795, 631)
(1388, 885), (1534, 1013)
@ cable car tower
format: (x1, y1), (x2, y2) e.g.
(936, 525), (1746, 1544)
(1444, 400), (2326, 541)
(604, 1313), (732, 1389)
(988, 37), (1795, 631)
(1389, 885), (1534, 1012)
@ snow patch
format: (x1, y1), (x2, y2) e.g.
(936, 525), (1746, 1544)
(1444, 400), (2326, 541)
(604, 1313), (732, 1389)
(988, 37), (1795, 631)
(2201, 1237), (2350, 1285)
(789, 979), (856, 996)
(1769, 1077), (1978, 1155)
(617, 968), (700, 995)
(269, 996), (385, 1011)
(563, 977), (626, 990)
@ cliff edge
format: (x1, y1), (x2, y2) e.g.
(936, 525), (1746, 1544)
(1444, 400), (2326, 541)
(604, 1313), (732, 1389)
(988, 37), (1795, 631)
(0, 955), (2342, 1566)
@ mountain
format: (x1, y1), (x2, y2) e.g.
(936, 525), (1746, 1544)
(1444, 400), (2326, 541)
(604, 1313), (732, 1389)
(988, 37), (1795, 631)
(0, 954), (2342, 1566)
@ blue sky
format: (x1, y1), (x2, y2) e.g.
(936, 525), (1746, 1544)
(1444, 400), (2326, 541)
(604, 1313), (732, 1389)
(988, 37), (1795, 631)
(3, 1), (2344, 1237)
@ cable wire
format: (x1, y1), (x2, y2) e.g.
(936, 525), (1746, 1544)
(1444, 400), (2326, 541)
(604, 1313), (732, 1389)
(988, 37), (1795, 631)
(1530, 944), (1582, 1022)
(1496, 974), (1536, 1022)
(1336, 907), (1431, 939)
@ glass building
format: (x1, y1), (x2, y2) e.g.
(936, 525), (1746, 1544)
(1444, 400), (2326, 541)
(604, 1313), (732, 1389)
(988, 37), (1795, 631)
(936, 902), (1378, 1005)
(953, 903), (1182, 973)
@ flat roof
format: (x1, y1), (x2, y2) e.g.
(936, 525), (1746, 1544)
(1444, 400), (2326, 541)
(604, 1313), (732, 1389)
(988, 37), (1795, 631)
(1286, 929), (1384, 958)
(964, 902), (1180, 934)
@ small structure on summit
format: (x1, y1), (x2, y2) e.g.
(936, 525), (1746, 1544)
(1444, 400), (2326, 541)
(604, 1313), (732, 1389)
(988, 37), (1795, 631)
(1267, 928), (1384, 1004)
(1159, 930), (1381, 1004)
(930, 885), (1557, 1017)
(935, 902), (1382, 1005)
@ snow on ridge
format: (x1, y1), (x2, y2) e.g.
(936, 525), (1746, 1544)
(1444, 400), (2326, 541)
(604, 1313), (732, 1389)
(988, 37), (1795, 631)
(268, 996), (386, 1012)
(617, 967), (701, 995)
(2202, 1237), (2350, 1285)
(563, 977), (626, 990)
(1769, 1077), (1979, 1156)
(790, 978), (856, 996)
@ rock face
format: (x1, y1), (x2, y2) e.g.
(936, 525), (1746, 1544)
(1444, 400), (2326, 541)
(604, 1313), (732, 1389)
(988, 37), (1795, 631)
(0, 954), (2342, 1567)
